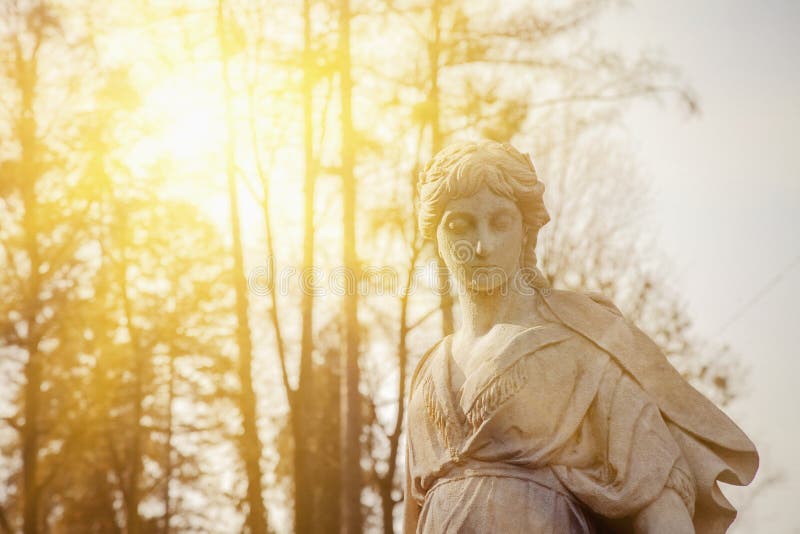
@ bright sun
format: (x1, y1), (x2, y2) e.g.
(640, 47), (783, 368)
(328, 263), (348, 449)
(151, 79), (227, 163)
(113, 74), (235, 228)
(124, 70), (289, 233)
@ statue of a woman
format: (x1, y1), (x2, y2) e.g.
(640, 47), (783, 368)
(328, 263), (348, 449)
(404, 140), (758, 533)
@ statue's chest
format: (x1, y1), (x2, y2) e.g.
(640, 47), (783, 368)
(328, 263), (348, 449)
(421, 344), (579, 448)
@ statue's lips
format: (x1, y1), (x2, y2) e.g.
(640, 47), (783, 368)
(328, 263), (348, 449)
(464, 265), (509, 277)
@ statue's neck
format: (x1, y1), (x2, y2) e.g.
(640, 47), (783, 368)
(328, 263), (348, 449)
(456, 284), (530, 338)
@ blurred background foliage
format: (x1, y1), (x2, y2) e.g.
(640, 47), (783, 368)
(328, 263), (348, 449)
(0, 0), (737, 532)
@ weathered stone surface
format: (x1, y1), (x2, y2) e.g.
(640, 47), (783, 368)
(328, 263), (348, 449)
(404, 140), (757, 534)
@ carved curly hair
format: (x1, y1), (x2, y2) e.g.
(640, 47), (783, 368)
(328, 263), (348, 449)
(417, 140), (551, 289)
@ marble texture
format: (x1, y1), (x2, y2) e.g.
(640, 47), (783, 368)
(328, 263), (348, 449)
(404, 140), (757, 533)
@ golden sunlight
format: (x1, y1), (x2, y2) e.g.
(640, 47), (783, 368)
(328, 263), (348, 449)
(3, 0), (781, 532)
(121, 73), (236, 226)
(148, 78), (226, 163)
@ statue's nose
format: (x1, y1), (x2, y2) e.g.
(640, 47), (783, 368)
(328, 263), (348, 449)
(475, 239), (488, 257)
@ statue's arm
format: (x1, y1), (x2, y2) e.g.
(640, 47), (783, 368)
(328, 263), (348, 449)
(632, 487), (694, 534)
(403, 444), (420, 534)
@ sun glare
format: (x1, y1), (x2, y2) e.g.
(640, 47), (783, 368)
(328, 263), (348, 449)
(161, 107), (225, 161)
(119, 74), (236, 227)
(150, 79), (226, 163)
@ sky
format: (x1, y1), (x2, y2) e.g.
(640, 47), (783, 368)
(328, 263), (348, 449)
(597, 1), (800, 531)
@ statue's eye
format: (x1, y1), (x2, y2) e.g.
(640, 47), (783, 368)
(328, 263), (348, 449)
(492, 214), (512, 231)
(446, 218), (469, 234)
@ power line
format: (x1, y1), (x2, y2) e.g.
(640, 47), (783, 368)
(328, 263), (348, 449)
(715, 254), (800, 336)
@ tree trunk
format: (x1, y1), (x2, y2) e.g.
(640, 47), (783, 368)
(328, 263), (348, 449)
(163, 344), (175, 534)
(428, 0), (454, 337)
(217, 4), (269, 533)
(339, 0), (362, 532)
(295, 0), (317, 530)
(117, 218), (143, 534)
(313, 350), (342, 533)
(18, 33), (42, 534)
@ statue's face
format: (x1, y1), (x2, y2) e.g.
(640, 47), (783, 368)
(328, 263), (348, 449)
(436, 184), (525, 293)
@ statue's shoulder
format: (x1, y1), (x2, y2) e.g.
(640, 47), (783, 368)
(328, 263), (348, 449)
(540, 287), (758, 463)
(535, 288), (628, 347)
(409, 337), (447, 393)
(583, 290), (624, 316)
(541, 287), (625, 318)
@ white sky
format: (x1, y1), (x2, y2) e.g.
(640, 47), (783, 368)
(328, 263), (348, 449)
(598, 1), (800, 531)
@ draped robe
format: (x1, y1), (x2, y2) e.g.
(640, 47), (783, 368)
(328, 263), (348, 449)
(405, 290), (758, 533)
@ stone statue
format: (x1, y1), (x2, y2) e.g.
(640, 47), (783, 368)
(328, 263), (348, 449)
(403, 140), (758, 533)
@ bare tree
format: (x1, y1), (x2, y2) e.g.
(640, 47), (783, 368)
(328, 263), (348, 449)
(216, 2), (269, 532)
(0, 2), (103, 531)
(338, 0), (363, 532)
(348, 1), (698, 530)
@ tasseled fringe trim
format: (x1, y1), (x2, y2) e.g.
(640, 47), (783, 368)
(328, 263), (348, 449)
(466, 358), (528, 429)
(423, 374), (451, 448)
(666, 465), (696, 518)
